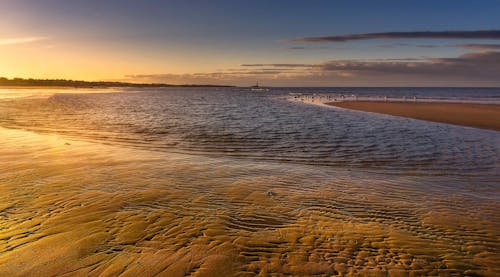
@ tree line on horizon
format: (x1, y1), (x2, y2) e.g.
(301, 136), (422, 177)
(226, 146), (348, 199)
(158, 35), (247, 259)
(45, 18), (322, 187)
(0, 77), (233, 88)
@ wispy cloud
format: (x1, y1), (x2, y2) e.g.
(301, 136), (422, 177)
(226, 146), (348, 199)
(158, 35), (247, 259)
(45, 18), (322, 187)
(240, 63), (312, 67)
(288, 30), (500, 43)
(457, 43), (500, 51)
(283, 46), (334, 50)
(317, 51), (500, 78)
(0, 36), (48, 46)
(378, 43), (441, 48)
(124, 51), (500, 86)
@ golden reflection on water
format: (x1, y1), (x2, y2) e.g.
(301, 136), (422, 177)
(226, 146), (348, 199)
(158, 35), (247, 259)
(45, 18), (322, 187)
(0, 127), (498, 276)
(0, 88), (116, 99)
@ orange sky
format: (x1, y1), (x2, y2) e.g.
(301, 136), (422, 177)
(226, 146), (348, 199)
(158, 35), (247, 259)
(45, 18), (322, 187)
(1, 1), (500, 86)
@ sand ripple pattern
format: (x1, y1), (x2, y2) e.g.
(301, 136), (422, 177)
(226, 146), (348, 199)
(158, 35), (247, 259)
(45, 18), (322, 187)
(0, 128), (499, 276)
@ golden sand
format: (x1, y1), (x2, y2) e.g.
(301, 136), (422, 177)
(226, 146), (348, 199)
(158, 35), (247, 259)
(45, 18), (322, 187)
(0, 127), (499, 276)
(326, 101), (500, 131)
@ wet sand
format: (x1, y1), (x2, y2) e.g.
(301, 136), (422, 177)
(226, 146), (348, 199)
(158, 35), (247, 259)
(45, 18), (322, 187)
(327, 101), (500, 131)
(0, 127), (499, 276)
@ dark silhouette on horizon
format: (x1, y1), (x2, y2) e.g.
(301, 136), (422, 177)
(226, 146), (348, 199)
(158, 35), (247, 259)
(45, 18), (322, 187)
(0, 77), (233, 88)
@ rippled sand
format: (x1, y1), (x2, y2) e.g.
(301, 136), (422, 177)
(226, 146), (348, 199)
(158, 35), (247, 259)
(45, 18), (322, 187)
(0, 127), (499, 276)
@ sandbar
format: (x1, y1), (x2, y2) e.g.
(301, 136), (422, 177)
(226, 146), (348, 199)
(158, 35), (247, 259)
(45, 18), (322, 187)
(327, 101), (500, 131)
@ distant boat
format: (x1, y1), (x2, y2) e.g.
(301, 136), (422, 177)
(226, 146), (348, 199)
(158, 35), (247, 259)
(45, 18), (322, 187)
(250, 81), (268, 92)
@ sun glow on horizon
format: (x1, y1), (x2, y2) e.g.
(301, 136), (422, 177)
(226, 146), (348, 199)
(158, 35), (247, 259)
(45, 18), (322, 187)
(1, 1), (500, 86)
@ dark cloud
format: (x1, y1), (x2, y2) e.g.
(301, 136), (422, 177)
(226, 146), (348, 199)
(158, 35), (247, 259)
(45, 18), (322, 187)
(289, 30), (500, 43)
(222, 68), (311, 75)
(225, 68), (298, 72)
(416, 44), (441, 48)
(378, 43), (440, 48)
(381, 58), (423, 61)
(283, 46), (334, 50)
(243, 58), (424, 67)
(240, 63), (312, 67)
(457, 43), (500, 51)
(125, 52), (500, 86)
(318, 51), (500, 80)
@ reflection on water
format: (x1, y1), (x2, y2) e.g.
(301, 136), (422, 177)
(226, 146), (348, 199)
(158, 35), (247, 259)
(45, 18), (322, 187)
(0, 87), (499, 176)
(0, 87), (499, 275)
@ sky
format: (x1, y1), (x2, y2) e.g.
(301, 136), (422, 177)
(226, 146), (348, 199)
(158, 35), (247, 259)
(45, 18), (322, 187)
(1, 0), (500, 86)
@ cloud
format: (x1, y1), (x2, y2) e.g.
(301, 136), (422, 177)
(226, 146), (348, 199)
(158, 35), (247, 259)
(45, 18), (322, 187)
(283, 46), (334, 50)
(313, 51), (500, 84)
(457, 43), (500, 51)
(380, 58), (423, 61)
(240, 63), (312, 67)
(415, 44), (441, 48)
(0, 36), (48, 46)
(124, 51), (500, 86)
(379, 43), (500, 51)
(288, 30), (500, 43)
(241, 58), (424, 68)
(378, 43), (441, 48)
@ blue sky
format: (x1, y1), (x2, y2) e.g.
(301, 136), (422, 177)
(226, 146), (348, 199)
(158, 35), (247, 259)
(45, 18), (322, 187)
(1, 0), (500, 86)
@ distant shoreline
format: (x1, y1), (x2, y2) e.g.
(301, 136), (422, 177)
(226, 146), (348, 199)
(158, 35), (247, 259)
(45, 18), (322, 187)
(327, 101), (500, 131)
(0, 85), (234, 89)
(0, 77), (234, 88)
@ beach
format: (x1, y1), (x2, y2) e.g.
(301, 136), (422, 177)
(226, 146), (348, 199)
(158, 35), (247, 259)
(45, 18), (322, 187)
(0, 126), (499, 276)
(3, 1), (500, 275)
(0, 87), (499, 276)
(326, 101), (500, 131)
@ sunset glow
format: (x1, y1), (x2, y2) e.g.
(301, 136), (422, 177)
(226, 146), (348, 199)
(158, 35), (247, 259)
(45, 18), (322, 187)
(1, 1), (499, 276)
(2, 0), (500, 86)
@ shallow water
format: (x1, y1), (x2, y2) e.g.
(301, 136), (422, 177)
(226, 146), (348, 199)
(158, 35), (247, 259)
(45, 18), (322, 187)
(0, 87), (499, 276)
(1, 87), (499, 176)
